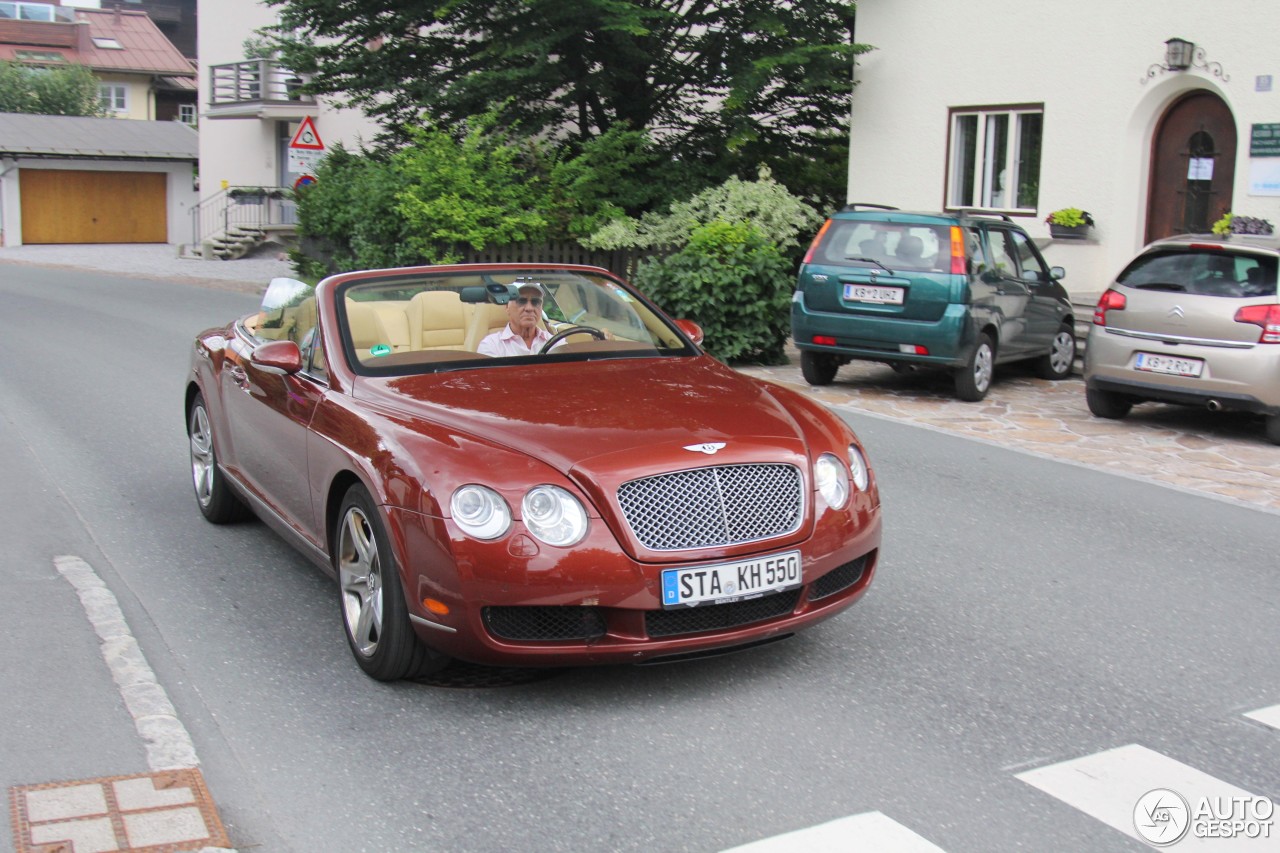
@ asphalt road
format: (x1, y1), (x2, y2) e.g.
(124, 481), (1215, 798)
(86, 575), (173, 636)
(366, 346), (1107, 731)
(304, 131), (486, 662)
(2, 264), (1278, 852)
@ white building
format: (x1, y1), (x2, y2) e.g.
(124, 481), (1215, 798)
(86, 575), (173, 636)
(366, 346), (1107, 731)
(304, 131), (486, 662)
(848, 0), (1279, 296)
(194, 0), (377, 252)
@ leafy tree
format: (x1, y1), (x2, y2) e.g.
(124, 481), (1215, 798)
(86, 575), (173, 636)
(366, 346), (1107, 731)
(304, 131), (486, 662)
(0, 61), (105, 116)
(264, 0), (866, 199)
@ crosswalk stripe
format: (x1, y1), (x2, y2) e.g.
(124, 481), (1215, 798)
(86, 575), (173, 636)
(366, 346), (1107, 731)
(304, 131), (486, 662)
(1016, 744), (1273, 849)
(1245, 705), (1280, 731)
(720, 811), (946, 853)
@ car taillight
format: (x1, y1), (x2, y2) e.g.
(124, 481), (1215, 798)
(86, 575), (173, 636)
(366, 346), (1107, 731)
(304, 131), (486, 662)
(813, 335), (837, 346)
(803, 219), (833, 264)
(1234, 304), (1280, 343)
(949, 226), (965, 275)
(1093, 289), (1126, 325)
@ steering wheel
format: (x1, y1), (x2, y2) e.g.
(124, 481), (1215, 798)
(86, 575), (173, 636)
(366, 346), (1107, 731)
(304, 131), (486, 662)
(539, 325), (607, 354)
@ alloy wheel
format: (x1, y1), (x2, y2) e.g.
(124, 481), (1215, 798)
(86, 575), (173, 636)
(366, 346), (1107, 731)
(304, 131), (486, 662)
(189, 405), (215, 508)
(338, 506), (384, 657)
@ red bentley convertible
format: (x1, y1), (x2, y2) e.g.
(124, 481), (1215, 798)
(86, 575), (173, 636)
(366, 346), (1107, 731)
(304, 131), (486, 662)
(185, 264), (882, 680)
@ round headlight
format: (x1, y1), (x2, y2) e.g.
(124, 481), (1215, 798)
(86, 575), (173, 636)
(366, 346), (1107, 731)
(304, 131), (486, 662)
(814, 452), (849, 510)
(848, 444), (869, 492)
(521, 485), (588, 547)
(450, 485), (511, 540)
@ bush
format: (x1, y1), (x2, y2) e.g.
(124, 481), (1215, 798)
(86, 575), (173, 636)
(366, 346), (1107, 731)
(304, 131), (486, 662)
(633, 221), (792, 364)
(293, 114), (655, 274)
(291, 144), (421, 278)
(588, 167), (822, 255)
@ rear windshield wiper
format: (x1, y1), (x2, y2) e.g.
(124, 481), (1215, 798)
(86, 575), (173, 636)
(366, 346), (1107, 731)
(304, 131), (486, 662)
(845, 256), (895, 275)
(1131, 282), (1187, 292)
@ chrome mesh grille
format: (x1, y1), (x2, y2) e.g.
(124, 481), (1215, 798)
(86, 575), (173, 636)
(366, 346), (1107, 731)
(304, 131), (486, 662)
(617, 464), (803, 551)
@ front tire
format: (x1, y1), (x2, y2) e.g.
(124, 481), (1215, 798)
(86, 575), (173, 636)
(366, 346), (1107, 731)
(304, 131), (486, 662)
(187, 393), (249, 524)
(801, 350), (839, 386)
(1034, 323), (1077, 380)
(955, 333), (995, 401)
(335, 485), (448, 681)
(1086, 386), (1133, 420)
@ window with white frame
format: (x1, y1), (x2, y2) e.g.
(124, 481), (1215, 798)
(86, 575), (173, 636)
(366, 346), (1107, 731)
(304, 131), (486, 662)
(947, 106), (1042, 213)
(178, 103), (196, 126)
(99, 84), (128, 114)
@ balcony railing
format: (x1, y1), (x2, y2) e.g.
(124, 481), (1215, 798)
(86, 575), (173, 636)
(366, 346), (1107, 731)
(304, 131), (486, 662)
(207, 60), (315, 113)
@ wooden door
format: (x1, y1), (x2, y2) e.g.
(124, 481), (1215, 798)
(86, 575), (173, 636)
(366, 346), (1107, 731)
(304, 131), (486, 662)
(19, 169), (167, 244)
(1146, 92), (1236, 243)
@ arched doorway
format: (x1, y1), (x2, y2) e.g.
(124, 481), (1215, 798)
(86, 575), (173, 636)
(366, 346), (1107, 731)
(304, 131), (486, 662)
(1146, 91), (1236, 242)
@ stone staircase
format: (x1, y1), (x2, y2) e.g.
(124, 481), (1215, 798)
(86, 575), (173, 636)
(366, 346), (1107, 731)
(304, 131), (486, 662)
(205, 225), (268, 260)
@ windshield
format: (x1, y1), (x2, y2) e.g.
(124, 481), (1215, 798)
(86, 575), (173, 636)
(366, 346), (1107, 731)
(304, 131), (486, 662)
(336, 269), (695, 375)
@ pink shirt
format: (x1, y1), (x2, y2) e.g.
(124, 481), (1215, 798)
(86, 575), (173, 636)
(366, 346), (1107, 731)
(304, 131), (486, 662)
(477, 324), (556, 357)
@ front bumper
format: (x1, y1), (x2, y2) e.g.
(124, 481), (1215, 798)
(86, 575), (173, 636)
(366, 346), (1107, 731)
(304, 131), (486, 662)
(385, 498), (882, 667)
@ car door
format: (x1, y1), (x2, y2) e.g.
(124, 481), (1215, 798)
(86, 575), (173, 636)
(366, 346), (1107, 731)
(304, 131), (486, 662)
(983, 227), (1032, 356)
(222, 331), (325, 543)
(1011, 229), (1068, 350)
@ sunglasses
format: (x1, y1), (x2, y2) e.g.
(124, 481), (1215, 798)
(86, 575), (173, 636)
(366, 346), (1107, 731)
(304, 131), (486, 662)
(515, 296), (543, 307)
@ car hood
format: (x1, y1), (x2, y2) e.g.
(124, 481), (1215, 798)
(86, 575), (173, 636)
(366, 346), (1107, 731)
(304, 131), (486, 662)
(354, 356), (809, 473)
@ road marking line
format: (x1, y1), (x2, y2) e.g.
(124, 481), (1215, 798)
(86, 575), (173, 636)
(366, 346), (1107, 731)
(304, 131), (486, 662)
(1245, 705), (1280, 731)
(719, 811), (946, 852)
(53, 555), (198, 771)
(1016, 743), (1271, 849)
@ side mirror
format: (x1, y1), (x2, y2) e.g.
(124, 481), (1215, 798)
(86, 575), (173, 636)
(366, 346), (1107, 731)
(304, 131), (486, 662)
(1050, 265), (1066, 281)
(251, 340), (303, 375)
(674, 319), (704, 346)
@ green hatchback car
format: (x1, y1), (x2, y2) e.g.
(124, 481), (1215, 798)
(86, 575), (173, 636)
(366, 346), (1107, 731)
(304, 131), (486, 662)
(791, 205), (1077, 401)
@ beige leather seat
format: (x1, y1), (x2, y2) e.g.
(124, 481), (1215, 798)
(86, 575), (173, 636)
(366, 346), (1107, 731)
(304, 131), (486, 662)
(465, 303), (511, 351)
(407, 291), (468, 350)
(345, 300), (392, 355)
(369, 303), (412, 352)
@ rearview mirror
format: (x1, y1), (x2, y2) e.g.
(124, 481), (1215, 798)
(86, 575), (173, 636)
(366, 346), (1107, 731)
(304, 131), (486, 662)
(674, 319), (704, 346)
(251, 340), (303, 375)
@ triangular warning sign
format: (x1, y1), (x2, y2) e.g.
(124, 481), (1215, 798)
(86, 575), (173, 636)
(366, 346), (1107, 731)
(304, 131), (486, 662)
(290, 116), (324, 150)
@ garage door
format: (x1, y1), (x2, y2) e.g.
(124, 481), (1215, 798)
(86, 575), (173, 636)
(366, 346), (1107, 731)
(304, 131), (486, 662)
(19, 169), (167, 244)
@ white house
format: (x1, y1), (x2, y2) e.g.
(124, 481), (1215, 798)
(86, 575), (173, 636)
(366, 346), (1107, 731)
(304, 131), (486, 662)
(194, 0), (377, 252)
(848, 0), (1280, 296)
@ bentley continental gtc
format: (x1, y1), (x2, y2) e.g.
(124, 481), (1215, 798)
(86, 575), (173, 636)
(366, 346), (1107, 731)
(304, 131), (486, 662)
(185, 264), (882, 680)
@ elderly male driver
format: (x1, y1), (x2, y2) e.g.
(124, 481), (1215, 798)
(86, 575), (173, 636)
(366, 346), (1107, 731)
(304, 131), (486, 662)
(477, 281), (558, 357)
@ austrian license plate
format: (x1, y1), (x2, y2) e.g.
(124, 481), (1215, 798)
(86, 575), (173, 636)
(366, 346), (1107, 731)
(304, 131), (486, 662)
(1134, 352), (1204, 377)
(844, 284), (905, 305)
(660, 550), (802, 609)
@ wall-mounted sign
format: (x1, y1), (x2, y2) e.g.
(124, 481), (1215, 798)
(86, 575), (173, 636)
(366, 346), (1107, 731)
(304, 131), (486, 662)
(1250, 123), (1280, 157)
(1248, 160), (1280, 196)
(1187, 158), (1214, 181)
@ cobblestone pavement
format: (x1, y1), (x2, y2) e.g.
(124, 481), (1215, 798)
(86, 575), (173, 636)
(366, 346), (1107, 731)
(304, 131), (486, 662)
(4, 244), (1277, 513)
(737, 356), (1280, 514)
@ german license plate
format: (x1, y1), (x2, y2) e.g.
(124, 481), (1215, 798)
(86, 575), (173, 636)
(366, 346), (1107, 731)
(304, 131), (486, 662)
(1134, 352), (1204, 377)
(844, 284), (905, 305)
(660, 550), (802, 609)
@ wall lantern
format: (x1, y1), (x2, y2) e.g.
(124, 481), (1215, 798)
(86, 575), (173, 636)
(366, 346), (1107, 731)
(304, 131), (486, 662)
(1141, 38), (1229, 84)
(1164, 38), (1194, 71)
